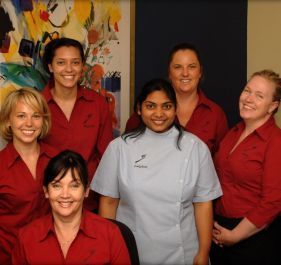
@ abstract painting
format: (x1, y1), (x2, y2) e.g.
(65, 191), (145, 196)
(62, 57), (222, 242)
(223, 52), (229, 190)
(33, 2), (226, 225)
(0, 0), (131, 149)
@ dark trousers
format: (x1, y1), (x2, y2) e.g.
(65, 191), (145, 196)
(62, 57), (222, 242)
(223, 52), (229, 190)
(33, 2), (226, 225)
(210, 215), (281, 265)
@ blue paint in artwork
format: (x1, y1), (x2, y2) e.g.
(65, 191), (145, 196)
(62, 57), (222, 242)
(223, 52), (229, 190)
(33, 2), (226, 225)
(10, 0), (33, 13)
(102, 71), (121, 92)
(10, 0), (21, 13)
(0, 62), (48, 90)
(20, 0), (33, 11)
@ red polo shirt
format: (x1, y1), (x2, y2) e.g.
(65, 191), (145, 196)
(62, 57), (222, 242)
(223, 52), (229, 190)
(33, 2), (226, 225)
(0, 142), (57, 265)
(12, 210), (131, 265)
(125, 90), (228, 155)
(214, 117), (281, 228)
(42, 84), (113, 180)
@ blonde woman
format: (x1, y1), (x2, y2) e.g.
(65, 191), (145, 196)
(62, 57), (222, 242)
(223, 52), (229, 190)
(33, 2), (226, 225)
(211, 70), (281, 265)
(0, 88), (57, 265)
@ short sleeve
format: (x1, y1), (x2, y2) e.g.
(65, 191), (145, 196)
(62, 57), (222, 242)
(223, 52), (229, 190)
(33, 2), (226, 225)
(91, 140), (120, 198)
(193, 142), (223, 203)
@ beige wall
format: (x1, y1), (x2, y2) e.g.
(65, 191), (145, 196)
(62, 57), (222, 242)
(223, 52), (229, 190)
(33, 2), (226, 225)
(248, 0), (281, 127)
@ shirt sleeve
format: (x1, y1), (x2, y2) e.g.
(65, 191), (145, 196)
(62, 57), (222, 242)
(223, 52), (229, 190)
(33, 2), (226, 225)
(193, 141), (223, 203)
(91, 140), (120, 198)
(246, 133), (281, 228)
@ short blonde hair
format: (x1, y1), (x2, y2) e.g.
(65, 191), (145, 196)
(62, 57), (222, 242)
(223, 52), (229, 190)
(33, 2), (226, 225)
(0, 87), (51, 141)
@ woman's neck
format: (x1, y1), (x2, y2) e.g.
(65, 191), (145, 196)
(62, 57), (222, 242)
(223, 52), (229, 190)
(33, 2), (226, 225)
(51, 84), (78, 121)
(53, 210), (82, 233)
(176, 90), (199, 126)
(244, 114), (271, 135)
(13, 140), (40, 179)
(176, 89), (198, 104)
(13, 140), (39, 158)
(53, 211), (82, 258)
(51, 84), (78, 101)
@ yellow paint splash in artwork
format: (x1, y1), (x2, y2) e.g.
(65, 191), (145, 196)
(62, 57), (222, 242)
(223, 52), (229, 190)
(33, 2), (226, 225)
(60, 11), (87, 43)
(107, 1), (121, 25)
(73, 0), (91, 24)
(0, 85), (17, 106)
(1, 42), (18, 62)
(94, 0), (121, 26)
(23, 2), (53, 41)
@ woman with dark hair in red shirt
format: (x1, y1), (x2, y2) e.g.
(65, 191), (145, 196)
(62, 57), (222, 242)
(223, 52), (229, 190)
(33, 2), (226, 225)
(125, 42), (228, 156)
(210, 69), (281, 265)
(41, 37), (113, 211)
(12, 150), (131, 265)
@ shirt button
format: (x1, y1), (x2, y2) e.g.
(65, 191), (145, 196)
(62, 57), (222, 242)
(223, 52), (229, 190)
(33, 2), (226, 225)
(179, 179), (183, 183)
(176, 224), (180, 229)
(190, 139), (194, 143)
(176, 202), (180, 206)
(184, 158), (188, 163)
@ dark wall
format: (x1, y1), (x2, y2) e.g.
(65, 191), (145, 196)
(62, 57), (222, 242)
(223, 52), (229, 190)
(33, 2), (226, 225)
(135, 0), (247, 128)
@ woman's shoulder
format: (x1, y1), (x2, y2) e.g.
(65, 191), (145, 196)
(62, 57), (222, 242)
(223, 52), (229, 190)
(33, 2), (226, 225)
(268, 122), (281, 142)
(0, 142), (16, 167)
(83, 210), (121, 234)
(199, 91), (226, 114)
(17, 214), (52, 241)
(39, 141), (60, 157)
(81, 87), (107, 103)
(101, 136), (128, 155)
(182, 130), (204, 143)
(181, 130), (210, 151)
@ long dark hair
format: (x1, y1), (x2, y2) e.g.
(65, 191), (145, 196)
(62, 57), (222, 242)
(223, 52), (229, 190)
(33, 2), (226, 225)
(122, 78), (183, 149)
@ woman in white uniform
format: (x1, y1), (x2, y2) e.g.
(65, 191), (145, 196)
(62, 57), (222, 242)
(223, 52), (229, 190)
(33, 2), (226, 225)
(91, 78), (222, 265)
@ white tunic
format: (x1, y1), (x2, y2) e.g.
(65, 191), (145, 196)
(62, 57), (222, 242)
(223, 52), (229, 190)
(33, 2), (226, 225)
(92, 127), (222, 265)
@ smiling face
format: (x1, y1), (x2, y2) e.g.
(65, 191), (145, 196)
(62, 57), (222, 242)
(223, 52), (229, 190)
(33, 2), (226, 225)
(48, 46), (83, 91)
(8, 99), (43, 147)
(138, 90), (176, 133)
(44, 169), (89, 220)
(168, 49), (202, 95)
(239, 75), (279, 126)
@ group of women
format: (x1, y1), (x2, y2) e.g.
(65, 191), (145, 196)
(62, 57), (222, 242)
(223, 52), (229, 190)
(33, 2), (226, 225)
(1, 36), (281, 265)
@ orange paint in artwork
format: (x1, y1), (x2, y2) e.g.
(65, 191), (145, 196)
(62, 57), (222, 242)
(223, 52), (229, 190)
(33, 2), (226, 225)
(114, 22), (119, 32)
(98, 89), (118, 129)
(105, 91), (118, 129)
(92, 47), (99, 56)
(89, 64), (118, 129)
(91, 64), (104, 91)
(102, 47), (110, 56)
(88, 29), (99, 44)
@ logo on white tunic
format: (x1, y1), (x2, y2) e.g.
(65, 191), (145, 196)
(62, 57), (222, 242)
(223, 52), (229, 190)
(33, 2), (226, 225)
(134, 154), (147, 168)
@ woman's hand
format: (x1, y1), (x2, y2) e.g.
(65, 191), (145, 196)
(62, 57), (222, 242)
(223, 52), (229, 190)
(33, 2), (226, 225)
(212, 217), (265, 247)
(212, 221), (238, 247)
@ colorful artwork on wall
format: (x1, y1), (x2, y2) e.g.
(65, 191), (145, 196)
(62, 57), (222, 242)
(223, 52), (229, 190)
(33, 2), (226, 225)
(0, 0), (130, 144)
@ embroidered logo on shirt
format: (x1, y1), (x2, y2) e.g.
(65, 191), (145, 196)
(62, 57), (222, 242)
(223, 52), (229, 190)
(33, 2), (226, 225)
(134, 154), (148, 168)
